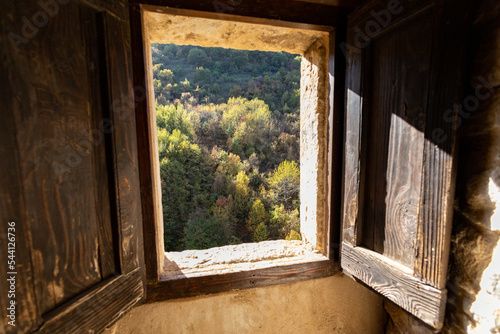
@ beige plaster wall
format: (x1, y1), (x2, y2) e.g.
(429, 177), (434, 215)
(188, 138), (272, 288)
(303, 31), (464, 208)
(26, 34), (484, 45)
(105, 275), (385, 334)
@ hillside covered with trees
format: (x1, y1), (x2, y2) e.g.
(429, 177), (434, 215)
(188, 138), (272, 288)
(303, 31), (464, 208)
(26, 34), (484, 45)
(152, 43), (302, 251)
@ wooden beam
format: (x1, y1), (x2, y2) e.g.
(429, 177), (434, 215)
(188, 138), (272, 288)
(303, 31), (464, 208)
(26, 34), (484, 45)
(328, 26), (348, 260)
(36, 270), (143, 334)
(131, 0), (354, 27)
(342, 242), (446, 329)
(146, 260), (337, 302)
(414, 0), (473, 290)
(130, 3), (166, 284)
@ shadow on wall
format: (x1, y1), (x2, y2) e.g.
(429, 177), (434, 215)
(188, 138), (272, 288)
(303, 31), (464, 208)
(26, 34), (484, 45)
(443, 0), (500, 329)
(444, 94), (500, 333)
(385, 0), (500, 331)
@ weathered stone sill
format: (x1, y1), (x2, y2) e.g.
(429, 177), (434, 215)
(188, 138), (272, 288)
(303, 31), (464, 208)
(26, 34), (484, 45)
(161, 240), (327, 280)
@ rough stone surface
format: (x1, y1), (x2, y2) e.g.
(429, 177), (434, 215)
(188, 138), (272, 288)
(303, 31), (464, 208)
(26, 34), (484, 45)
(385, 0), (500, 332)
(162, 240), (326, 278)
(104, 275), (386, 334)
(144, 11), (329, 55)
(300, 38), (330, 253)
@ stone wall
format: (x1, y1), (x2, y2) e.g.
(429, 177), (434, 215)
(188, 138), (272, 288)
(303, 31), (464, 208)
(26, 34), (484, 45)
(300, 38), (330, 253)
(104, 275), (385, 334)
(385, 0), (500, 332)
(145, 10), (328, 55)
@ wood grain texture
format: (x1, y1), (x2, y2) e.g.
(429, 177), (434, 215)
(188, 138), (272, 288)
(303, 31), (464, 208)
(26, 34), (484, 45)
(342, 30), (363, 246)
(36, 269), (144, 334)
(328, 27), (347, 260)
(342, 242), (446, 328)
(147, 260), (337, 302)
(0, 18), (41, 328)
(362, 10), (432, 267)
(80, 0), (129, 18)
(87, 6), (118, 282)
(342, 0), (471, 326)
(12, 1), (103, 314)
(414, 0), (473, 289)
(130, 3), (164, 283)
(1, 0), (146, 330)
(100, 11), (145, 276)
(347, 0), (430, 30)
(130, 0), (356, 27)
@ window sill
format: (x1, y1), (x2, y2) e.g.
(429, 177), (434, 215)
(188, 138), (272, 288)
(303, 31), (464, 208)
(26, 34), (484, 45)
(145, 241), (336, 303)
(161, 240), (328, 280)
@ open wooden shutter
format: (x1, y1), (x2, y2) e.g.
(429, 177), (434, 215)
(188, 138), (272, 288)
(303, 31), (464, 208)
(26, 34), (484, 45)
(0, 1), (145, 333)
(341, 0), (471, 328)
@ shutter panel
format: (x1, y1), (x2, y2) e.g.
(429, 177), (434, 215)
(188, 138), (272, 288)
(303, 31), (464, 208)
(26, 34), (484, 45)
(0, 1), (145, 333)
(341, 0), (471, 328)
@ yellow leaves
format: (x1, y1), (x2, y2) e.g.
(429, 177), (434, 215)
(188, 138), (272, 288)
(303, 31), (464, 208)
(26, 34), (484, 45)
(285, 230), (301, 241)
(236, 171), (249, 186)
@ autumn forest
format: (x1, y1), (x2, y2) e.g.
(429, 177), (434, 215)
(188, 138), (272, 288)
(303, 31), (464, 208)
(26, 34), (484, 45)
(152, 43), (302, 251)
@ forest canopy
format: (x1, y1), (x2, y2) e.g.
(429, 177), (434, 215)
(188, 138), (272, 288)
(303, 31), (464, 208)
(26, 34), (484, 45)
(152, 43), (302, 251)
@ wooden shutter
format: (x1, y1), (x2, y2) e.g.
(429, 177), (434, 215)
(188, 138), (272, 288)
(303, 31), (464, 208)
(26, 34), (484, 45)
(341, 0), (471, 328)
(0, 1), (145, 333)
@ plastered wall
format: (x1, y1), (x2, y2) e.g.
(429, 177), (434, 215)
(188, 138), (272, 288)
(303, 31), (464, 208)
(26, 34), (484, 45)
(104, 275), (385, 334)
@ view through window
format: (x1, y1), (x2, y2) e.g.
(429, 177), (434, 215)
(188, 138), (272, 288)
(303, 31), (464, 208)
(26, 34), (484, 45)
(151, 43), (302, 251)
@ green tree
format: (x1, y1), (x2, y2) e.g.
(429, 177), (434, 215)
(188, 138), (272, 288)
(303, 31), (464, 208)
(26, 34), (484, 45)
(268, 204), (300, 240)
(156, 103), (194, 141)
(246, 199), (268, 237)
(187, 48), (208, 67)
(221, 98), (274, 159)
(193, 67), (212, 83)
(292, 55), (301, 68)
(253, 222), (268, 242)
(228, 85), (244, 98)
(184, 210), (231, 250)
(231, 49), (249, 69)
(269, 160), (300, 210)
(158, 128), (205, 251)
(157, 68), (175, 85)
(163, 44), (179, 58)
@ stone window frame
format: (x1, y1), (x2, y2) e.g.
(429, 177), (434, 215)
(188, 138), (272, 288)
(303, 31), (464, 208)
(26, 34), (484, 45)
(130, 2), (347, 302)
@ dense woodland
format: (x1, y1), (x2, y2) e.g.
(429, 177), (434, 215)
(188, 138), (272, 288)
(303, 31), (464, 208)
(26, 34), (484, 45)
(152, 43), (302, 251)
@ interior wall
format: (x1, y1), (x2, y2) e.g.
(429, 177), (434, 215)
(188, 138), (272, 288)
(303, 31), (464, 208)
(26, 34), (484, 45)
(385, 0), (500, 332)
(115, 6), (387, 334)
(104, 275), (385, 334)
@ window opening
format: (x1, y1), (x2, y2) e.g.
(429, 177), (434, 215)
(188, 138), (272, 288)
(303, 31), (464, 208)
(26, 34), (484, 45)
(142, 10), (331, 278)
(152, 43), (302, 252)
